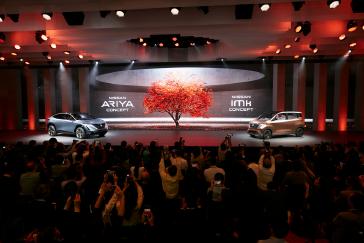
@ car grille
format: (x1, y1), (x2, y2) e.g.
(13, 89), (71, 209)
(250, 123), (259, 128)
(93, 123), (105, 129)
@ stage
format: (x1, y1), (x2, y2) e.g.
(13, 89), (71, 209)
(0, 125), (363, 147)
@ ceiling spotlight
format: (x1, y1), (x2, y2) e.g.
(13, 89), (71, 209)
(0, 56), (5, 61)
(170, 7), (180, 15)
(339, 34), (346, 40)
(41, 34), (48, 41)
(14, 44), (21, 50)
(302, 57), (306, 60)
(345, 49), (352, 57)
(259, 3), (271, 12)
(175, 43), (179, 47)
(115, 10), (125, 17)
(292, 1), (305, 11)
(309, 44), (319, 53)
(190, 42), (195, 46)
(142, 42), (147, 47)
(172, 37), (177, 41)
(35, 30), (47, 44)
(294, 36), (300, 42)
(25, 61), (30, 65)
(206, 40), (211, 45)
(11, 52), (17, 56)
(64, 60), (70, 64)
(295, 22), (303, 33)
(275, 48), (281, 54)
(347, 20), (358, 32)
(0, 14), (5, 22)
(50, 43), (57, 49)
(327, 0), (340, 9)
(47, 55), (52, 60)
(349, 42), (357, 47)
(294, 55), (300, 59)
(78, 54), (84, 59)
(64, 51), (70, 55)
(19, 58), (23, 62)
(159, 42), (164, 47)
(131, 59), (137, 63)
(285, 44), (292, 49)
(42, 12), (53, 20)
(362, 24), (364, 30)
(139, 38), (143, 43)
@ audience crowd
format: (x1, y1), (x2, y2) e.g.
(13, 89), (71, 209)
(0, 135), (364, 243)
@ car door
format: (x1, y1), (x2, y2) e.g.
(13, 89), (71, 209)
(53, 114), (68, 132)
(286, 113), (301, 133)
(270, 113), (288, 135)
(62, 114), (77, 133)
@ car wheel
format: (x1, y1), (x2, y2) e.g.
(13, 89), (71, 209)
(75, 127), (87, 139)
(263, 130), (272, 139)
(48, 125), (57, 136)
(295, 127), (304, 137)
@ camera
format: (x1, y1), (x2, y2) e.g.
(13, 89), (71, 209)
(225, 133), (233, 139)
(214, 180), (222, 185)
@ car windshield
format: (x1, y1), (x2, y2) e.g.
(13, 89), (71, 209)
(257, 112), (277, 120)
(72, 113), (97, 120)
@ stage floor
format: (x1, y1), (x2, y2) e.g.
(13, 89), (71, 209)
(0, 128), (363, 147)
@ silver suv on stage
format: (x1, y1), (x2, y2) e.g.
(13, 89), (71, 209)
(47, 113), (108, 139)
(248, 111), (304, 139)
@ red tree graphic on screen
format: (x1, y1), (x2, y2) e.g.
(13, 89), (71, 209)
(144, 77), (213, 127)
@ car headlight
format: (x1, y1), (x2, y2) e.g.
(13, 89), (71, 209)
(258, 124), (267, 129)
(84, 124), (97, 131)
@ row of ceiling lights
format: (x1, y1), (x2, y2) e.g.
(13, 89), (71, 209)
(274, 16), (363, 57)
(0, 1), (344, 22)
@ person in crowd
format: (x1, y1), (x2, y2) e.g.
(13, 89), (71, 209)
(158, 156), (182, 226)
(206, 173), (230, 237)
(170, 149), (188, 176)
(19, 159), (40, 197)
(257, 151), (276, 191)
(332, 192), (364, 243)
(218, 135), (232, 162)
(204, 151), (225, 184)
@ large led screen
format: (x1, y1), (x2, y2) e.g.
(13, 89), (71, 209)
(90, 66), (272, 120)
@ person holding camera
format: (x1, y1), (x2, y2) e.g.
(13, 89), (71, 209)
(218, 134), (232, 162)
(257, 148), (276, 191)
(94, 169), (144, 240)
(206, 172), (230, 237)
